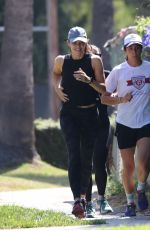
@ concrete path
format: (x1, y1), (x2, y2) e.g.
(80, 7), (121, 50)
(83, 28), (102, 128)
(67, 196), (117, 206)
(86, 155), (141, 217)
(0, 186), (150, 229)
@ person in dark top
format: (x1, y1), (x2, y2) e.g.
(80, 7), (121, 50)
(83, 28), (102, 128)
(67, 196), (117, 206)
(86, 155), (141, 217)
(80, 44), (112, 217)
(52, 26), (105, 218)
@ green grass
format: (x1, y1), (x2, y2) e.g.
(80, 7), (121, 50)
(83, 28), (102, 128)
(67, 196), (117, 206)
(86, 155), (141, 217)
(0, 161), (105, 228)
(0, 160), (149, 229)
(0, 159), (69, 191)
(0, 205), (104, 228)
(0, 204), (149, 230)
(109, 227), (150, 230)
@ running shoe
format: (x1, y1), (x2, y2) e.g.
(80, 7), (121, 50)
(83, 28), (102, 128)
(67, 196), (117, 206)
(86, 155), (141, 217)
(137, 190), (148, 211)
(86, 201), (95, 218)
(98, 198), (113, 214)
(72, 199), (86, 218)
(125, 203), (136, 217)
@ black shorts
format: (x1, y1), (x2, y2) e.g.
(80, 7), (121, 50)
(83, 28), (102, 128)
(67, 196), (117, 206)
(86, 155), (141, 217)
(115, 123), (150, 149)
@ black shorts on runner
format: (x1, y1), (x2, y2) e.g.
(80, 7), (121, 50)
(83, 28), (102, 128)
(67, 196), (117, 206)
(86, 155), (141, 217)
(115, 123), (150, 149)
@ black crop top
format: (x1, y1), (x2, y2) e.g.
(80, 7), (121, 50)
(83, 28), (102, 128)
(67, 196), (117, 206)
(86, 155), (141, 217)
(61, 54), (99, 106)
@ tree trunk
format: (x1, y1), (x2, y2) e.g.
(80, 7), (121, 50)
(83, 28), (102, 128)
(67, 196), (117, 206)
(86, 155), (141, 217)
(0, 0), (37, 168)
(92, 0), (114, 70)
(46, 0), (60, 120)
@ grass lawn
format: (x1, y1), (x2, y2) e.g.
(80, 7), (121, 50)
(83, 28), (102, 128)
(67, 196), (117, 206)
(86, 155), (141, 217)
(0, 160), (106, 228)
(0, 159), (150, 229)
(0, 159), (69, 191)
(110, 227), (150, 230)
(0, 206), (149, 229)
(0, 205), (104, 228)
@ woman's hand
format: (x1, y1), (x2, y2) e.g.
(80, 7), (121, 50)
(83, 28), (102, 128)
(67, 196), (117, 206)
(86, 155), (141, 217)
(73, 68), (91, 84)
(55, 83), (69, 102)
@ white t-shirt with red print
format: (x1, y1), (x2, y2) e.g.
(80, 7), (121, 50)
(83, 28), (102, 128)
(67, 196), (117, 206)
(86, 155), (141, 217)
(106, 60), (150, 128)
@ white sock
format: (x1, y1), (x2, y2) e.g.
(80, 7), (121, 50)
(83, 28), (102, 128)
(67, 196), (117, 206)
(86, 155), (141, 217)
(126, 193), (134, 204)
(137, 181), (146, 192)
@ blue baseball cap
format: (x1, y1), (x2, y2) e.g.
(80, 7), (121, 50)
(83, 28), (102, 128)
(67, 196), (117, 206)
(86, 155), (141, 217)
(67, 26), (88, 43)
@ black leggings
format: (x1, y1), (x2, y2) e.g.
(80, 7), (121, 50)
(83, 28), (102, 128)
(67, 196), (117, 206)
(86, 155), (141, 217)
(86, 107), (110, 201)
(60, 104), (98, 199)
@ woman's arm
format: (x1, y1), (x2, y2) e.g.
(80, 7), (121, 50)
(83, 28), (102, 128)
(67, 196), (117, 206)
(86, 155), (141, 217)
(53, 55), (69, 102)
(90, 55), (106, 94)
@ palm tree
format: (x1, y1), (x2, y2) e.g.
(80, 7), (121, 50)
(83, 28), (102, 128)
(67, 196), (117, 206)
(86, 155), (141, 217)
(92, 0), (114, 70)
(0, 0), (37, 168)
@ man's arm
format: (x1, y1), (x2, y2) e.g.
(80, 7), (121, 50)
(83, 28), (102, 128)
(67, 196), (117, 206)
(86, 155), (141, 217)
(53, 55), (69, 102)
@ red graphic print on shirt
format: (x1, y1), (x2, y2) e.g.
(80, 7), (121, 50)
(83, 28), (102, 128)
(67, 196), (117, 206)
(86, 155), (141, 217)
(127, 76), (150, 90)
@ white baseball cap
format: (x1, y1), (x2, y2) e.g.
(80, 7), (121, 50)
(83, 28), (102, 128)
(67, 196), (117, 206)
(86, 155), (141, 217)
(124, 33), (143, 47)
(67, 26), (88, 43)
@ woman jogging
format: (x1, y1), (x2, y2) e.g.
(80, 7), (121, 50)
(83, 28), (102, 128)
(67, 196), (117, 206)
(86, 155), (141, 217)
(52, 26), (105, 218)
(101, 33), (150, 217)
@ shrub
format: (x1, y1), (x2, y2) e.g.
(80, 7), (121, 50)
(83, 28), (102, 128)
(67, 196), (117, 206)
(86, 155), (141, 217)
(34, 118), (68, 170)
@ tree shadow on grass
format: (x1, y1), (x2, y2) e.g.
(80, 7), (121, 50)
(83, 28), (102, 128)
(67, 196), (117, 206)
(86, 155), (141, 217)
(5, 173), (69, 187)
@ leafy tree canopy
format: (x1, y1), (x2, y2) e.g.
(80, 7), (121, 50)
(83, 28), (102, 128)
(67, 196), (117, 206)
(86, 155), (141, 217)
(58, 0), (92, 54)
(113, 0), (150, 33)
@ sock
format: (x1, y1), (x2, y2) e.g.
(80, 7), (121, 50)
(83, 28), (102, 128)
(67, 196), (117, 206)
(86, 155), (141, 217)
(126, 193), (134, 204)
(137, 181), (146, 192)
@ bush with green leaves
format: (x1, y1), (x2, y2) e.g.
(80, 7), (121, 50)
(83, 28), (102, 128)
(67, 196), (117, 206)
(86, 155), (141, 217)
(34, 118), (68, 170)
(135, 16), (150, 47)
(135, 16), (150, 37)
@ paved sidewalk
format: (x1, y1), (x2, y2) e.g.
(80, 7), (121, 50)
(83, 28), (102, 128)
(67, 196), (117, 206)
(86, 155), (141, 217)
(0, 187), (73, 214)
(0, 186), (150, 229)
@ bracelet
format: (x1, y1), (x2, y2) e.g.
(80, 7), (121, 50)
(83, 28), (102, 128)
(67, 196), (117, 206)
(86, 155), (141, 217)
(87, 77), (93, 84)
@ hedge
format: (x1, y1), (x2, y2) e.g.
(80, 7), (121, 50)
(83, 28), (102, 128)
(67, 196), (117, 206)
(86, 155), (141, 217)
(34, 118), (68, 169)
